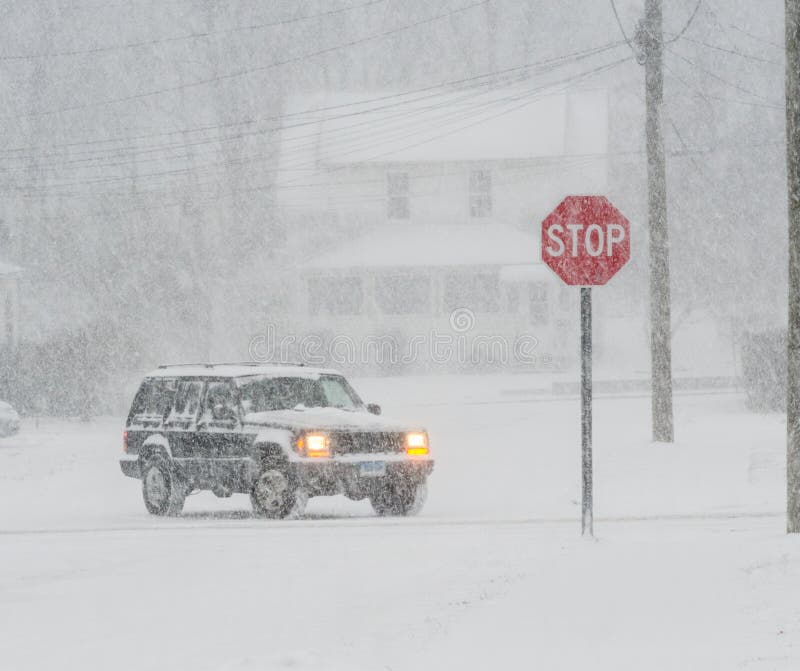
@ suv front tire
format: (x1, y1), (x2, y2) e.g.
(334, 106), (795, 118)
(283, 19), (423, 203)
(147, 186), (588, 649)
(370, 478), (427, 517)
(250, 465), (302, 519)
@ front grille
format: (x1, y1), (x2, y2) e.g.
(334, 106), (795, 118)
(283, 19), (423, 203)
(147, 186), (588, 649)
(331, 431), (405, 455)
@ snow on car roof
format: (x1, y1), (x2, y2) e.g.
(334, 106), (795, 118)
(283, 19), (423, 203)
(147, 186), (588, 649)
(145, 363), (342, 379)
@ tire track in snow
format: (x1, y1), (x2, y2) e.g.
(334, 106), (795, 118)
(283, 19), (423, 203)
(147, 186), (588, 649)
(0, 509), (783, 538)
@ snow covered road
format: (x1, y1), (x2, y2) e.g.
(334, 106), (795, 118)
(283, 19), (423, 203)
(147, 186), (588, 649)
(0, 380), (798, 670)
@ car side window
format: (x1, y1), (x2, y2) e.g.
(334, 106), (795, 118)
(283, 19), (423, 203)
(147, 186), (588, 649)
(201, 381), (239, 424)
(239, 379), (270, 414)
(167, 380), (203, 424)
(129, 378), (177, 427)
(319, 375), (359, 410)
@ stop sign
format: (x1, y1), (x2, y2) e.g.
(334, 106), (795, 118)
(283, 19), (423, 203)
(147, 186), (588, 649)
(541, 195), (631, 286)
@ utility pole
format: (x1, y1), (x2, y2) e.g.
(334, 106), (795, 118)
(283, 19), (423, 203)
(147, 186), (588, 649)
(786, 0), (800, 533)
(636, 0), (674, 443)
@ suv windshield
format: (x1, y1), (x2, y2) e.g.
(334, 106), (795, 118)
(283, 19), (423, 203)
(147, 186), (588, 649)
(237, 375), (361, 413)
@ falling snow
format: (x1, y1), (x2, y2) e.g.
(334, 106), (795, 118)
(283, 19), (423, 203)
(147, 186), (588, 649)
(0, 1), (797, 669)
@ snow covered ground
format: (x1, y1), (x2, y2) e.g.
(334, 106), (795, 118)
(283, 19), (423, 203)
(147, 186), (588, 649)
(0, 375), (797, 670)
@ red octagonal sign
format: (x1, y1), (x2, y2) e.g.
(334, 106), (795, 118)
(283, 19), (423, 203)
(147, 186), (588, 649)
(541, 195), (631, 286)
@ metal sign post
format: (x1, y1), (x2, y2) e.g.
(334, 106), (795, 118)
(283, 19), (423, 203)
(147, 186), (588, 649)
(580, 287), (593, 536)
(541, 196), (631, 536)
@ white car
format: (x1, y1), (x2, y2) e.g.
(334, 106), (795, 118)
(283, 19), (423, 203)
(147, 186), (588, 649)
(0, 401), (20, 438)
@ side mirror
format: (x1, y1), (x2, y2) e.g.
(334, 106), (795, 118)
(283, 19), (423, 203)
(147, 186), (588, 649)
(366, 403), (381, 416)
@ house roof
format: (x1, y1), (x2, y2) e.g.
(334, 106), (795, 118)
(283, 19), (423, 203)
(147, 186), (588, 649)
(0, 262), (22, 276)
(278, 87), (608, 169)
(304, 224), (545, 271)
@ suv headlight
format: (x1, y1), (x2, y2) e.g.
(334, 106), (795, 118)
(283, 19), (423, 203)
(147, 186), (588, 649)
(298, 432), (330, 458)
(405, 431), (429, 456)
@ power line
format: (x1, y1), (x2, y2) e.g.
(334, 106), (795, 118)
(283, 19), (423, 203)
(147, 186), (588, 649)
(0, 0), (390, 61)
(57, 0), (204, 11)
(667, 34), (779, 65)
(728, 22), (782, 50)
(663, 60), (782, 110)
(12, 55), (635, 199)
(6, 83), (504, 184)
(18, 129), (784, 210)
(666, 45), (781, 105)
(275, 77), (592, 177)
(13, 155), (606, 208)
(19, 0), (491, 119)
(275, 56), (634, 189)
(697, 0), (781, 56)
(0, 39), (624, 157)
(17, 69), (610, 194)
(0, 42), (625, 174)
(0, 61), (526, 155)
(21, 101), (786, 208)
(664, 0), (702, 44)
(611, 0), (703, 61)
(1, 82), (502, 173)
(0, 72), (523, 167)
(15, 152), (610, 214)
(609, 0), (641, 61)
(20, 129), (785, 206)
(170, 57), (636, 193)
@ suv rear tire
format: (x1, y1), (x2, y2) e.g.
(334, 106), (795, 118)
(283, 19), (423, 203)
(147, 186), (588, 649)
(142, 454), (188, 516)
(370, 479), (427, 517)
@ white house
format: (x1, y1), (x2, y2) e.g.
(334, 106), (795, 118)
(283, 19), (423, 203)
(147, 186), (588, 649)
(270, 85), (609, 371)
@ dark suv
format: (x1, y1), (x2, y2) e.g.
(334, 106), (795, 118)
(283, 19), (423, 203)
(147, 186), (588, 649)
(120, 363), (433, 518)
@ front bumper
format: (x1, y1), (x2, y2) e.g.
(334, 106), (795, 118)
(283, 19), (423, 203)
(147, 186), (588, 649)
(296, 457), (433, 479)
(295, 457), (434, 497)
(120, 455), (435, 495)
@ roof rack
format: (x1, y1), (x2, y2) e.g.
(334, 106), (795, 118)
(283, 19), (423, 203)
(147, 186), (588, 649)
(218, 361), (306, 367)
(157, 363), (215, 369)
(157, 361), (306, 369)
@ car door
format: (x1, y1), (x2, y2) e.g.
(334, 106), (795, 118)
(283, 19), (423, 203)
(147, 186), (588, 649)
(164, 378), (204, 458)
(197, 380), (245, 459)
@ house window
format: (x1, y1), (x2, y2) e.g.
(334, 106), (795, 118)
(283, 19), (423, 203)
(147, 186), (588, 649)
(376, 275), (431, 314)
(443, 272), (500, 313)
(506, 285), (520, 313)
(387, 172), (409, 219)
(529, 282), (549, 326)
(308, 276), (363, 316)
(469, 169), (492, 218)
